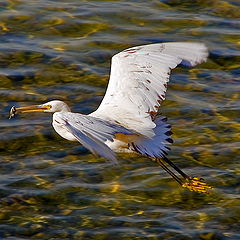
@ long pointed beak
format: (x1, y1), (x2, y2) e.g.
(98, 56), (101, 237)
(9, 105), (50, 119)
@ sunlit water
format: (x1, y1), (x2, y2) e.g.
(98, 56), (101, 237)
(0, 0), (240, 239)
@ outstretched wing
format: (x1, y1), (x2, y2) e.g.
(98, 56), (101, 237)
(91, 42), (208, 137)
(53, 112), (136, 164)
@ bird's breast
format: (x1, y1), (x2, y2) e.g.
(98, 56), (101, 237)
(52, 117), (77, 141)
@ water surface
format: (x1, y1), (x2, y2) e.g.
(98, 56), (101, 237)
(0, 0), (240, 239)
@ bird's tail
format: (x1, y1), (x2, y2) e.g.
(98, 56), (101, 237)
(130, 116), (173, 159)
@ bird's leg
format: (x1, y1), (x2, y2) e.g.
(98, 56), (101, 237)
(154, 157), (212, 193)
(162, 156), (189, 179)
(154, 157), (184, 185)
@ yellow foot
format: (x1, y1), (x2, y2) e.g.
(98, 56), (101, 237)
(182, 177), (212, 193)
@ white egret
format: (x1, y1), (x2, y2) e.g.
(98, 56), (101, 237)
(9, 42), (212, 193)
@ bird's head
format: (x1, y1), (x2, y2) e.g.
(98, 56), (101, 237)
(9, 100), (71, 119)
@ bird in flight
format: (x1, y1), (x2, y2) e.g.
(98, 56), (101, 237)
(9, 42), (212, 193)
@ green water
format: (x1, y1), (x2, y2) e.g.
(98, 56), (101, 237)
(0, 0), (240, 239)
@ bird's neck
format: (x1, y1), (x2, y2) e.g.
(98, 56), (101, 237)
(61, 104), (71, 112)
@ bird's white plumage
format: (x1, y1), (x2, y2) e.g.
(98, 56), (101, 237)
(15, 42), (208, 163)
(54, 42), (208, 162)
(91, 42), (208, 136)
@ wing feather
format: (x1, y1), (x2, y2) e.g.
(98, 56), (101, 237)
(90, 42), (208, 137)
(65, 121), (117, 163)
(53, 112), (136, 164)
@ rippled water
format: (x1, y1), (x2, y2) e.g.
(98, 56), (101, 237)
(0, 0), (240, 239)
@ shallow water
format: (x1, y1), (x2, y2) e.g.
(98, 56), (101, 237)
(0, 0), (240, 239)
